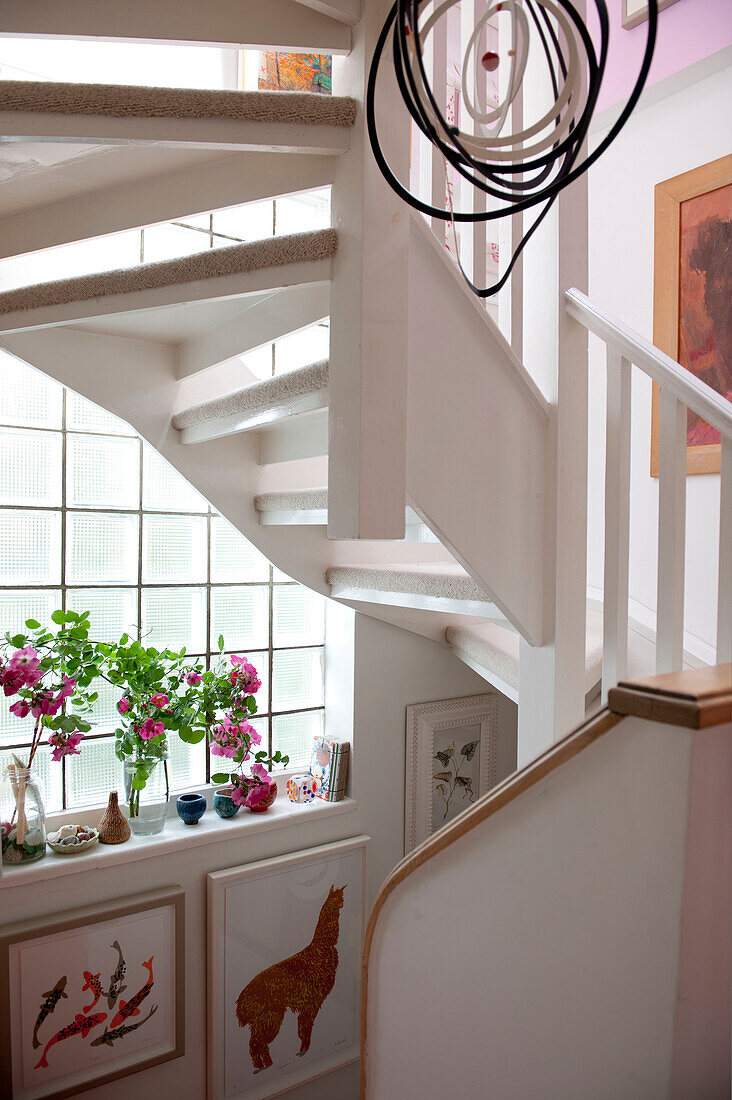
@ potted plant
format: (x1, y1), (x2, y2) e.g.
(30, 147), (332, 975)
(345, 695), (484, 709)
(0, 610), (105, 865)
(204, 641), (288, 813)
(104, 636), (207, 835)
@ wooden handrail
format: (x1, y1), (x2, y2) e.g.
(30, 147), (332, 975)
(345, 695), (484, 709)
(566, 288), (732, 438)
(360, 663), (732, 1097)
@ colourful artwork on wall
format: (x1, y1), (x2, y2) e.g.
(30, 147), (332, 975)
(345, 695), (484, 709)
(258, 52), (332, 94)
(0, 888), (184, 1100)
(208, 837), (368, 1099)
(652, 154), (732, 475)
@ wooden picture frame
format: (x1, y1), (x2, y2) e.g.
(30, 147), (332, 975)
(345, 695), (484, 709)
(652, 153), (732, 476)
(0, 886), (185, 1100)
(208, 836), (369, 1100)
(622, 0), (681, 30)
(405, 693), (498, 853)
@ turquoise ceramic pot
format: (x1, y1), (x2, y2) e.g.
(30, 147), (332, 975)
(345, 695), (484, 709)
(213, 787), (240, 819)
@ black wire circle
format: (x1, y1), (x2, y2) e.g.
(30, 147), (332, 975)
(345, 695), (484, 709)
(367, 0), (658, 297)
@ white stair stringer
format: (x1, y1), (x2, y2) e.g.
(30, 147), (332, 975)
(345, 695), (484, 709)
(173, 361), (329, 443)
(404, 213), (551, 645)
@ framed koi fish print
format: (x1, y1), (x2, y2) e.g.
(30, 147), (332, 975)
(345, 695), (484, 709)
(0, 886), (185, 1099)
(208, 837), (369, 1100)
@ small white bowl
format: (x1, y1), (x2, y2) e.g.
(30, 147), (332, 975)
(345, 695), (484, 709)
(47, 825), (99, 855)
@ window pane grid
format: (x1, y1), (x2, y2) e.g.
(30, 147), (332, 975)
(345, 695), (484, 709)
(0, 366), (325, 807)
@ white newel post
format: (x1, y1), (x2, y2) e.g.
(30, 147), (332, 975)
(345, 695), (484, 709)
(518, 4), (589, 764)
(329, 1), (411, 540)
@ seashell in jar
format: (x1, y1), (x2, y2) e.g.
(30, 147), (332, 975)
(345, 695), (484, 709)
(24, 829), (42, 846)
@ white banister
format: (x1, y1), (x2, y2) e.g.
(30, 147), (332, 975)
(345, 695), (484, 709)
(719, 436), (732, 663)
(602, 348), (631, 701)
(656, 391), (687, 672)
(567, 288), (732, 437)
(429, 14), (448, 243)
(568, 287), (731, 685)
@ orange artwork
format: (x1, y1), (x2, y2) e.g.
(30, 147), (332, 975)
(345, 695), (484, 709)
(679, 183), (732, 448)
(652, 155), (732, 476)
(235, 885), (345, 1072)
(258, 53), (332, 94)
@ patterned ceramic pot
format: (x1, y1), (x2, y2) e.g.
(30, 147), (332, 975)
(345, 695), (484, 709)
(213, 787), (240, 819)
(176, 793), (207, 825)
(248, 781), (278, 814)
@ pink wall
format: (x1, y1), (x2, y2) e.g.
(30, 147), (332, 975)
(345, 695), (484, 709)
(589, 0), (732, 113)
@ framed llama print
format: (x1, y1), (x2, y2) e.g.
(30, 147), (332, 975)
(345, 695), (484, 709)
(405, 693), (498, 853)
(652, 154), (732, 475)
(208, 836), (369, 1100)
(0, 886), (185, 1100)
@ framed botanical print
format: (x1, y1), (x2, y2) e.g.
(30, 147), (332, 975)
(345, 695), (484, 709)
(405, 693), (498, 853)
(0, 886), (185, 1100)
(652, 154), (732, 475)
(208, 836), (369, 1100)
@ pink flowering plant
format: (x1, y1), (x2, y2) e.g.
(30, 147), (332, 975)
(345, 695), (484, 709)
(1, 609), (107, 771)
(204, 636), (288, 808)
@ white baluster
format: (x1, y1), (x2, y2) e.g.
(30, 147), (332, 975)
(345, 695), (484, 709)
(656, 390), (687, 671)
(717, 434), (732, 663)
(602, 349), (631, 701)
(429, 9), (448, 242)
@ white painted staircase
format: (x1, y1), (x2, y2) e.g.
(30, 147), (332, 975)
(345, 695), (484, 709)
(0, 0), (727, 758)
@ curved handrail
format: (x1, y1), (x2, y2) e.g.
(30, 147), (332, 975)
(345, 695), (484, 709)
(359, 705), (623, 1098)
(566, 287), (732, 438)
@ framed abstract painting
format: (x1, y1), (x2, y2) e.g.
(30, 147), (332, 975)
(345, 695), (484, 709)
(208, 836), (369, 1100)
(405, 693), (498, 853)
(652, 154), (732, 476)
(0, 886), (185, 1100)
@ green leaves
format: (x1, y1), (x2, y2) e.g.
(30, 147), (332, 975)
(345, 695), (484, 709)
(433, 770), (452, 782)
(218, 634), (225, 653)
(434, 749), (454, 767)
(24, 619), (40, 630)
(211, 772), (231, 785)
(460, 740), (479, 761)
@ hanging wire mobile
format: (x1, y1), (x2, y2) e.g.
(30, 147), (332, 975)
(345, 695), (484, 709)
(366, 0), (658, 297)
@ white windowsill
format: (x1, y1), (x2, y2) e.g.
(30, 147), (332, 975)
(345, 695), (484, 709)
(0, 793), (357, 889)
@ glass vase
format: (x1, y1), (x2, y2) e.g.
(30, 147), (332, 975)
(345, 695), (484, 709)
(0, 761), (47, 867)
(123, 754), (169, 836)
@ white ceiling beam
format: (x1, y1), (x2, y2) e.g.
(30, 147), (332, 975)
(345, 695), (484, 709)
(177, 282), (330, 378)
(0, 113), (350, 155)
(292, 0), (361, 26)
(0, 259), (333, 334)
(0, 0), (352, 52)
(0, 151), (335, 260)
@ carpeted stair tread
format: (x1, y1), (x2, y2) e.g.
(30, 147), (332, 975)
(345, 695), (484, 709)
(447, 618), (604, 692)
(0, 229), (338, 317)
(326, 563), (489, 602)
(0, 80), (357, 128)
(173, 360), (329, 430)
(255, 488), (329, 512)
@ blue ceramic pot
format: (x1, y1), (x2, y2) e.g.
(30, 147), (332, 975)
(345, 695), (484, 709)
(213, 787), (241, 819)
(176, 792), (207, 826)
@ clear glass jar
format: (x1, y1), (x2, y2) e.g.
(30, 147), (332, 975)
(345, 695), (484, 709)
(123, 752), (169, 836)
(0, 762), (47, 867)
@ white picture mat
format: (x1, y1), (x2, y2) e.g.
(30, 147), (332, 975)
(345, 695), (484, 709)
(208, 837), (369, 1100)
(622, 0), (681, 30)
(405, 693), (498, 852)
(9, 905), (176, 1100)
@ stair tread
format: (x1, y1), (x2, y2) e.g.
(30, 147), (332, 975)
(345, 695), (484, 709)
(447, 618), (604, 692)
(0, 229), (338, 319)
(0, 81), (357, 128)
(173, 360), (329, 430)
(255, 487), (329, 512)
(326, 562), (490, 602)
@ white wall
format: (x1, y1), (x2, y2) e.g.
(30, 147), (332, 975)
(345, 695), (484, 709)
(587, 66), (731, 660)
(1, 612), (516, 1100)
